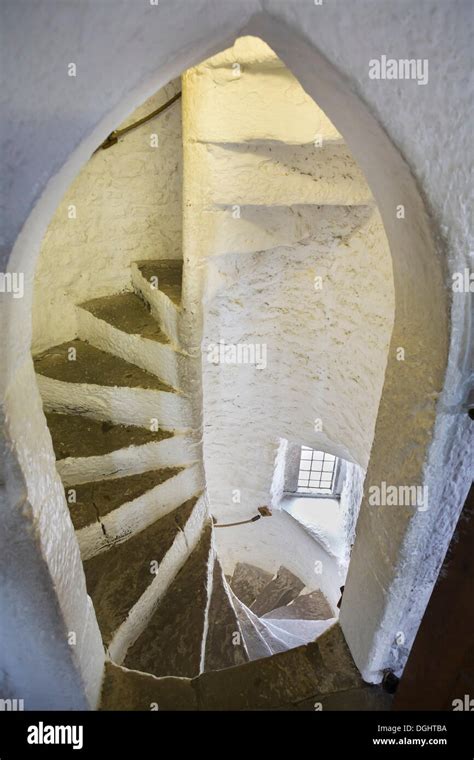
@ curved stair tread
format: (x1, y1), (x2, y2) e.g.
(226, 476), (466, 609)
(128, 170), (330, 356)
(34, 339), (174, 392)
(79, 292), (170, 343)
(207, 141), (372, 207)
(250, 565), (305, 617)
(229, 561), (273, 607)
(67, 467), (183, 531)
(124, 522), (213, 678)
(46, 411), (173, 461)
(204, 559), (248, 671)
(83, 497), (198, 645)
(256, 618), (308, 650)
(100, 623), (369, 711)
(262, 589), (334, 621)
(263, 617), (337, 647)
(197, 622), (363, 711)
(100, 662), (197, 711)
(241, 603), (290, 656)
(135, 260), (182, 306)
(230, 593), (272, 661)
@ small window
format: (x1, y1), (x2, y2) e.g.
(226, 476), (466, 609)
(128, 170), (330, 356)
(296, 446), (339, 496)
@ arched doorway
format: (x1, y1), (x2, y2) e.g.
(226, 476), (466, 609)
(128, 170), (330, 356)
(2, 9), (455, 707)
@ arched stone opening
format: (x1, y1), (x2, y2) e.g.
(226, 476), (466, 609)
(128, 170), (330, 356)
(2, 6), (463, 707)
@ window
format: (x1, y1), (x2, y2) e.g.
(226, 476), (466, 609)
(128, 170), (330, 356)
(296, 447), (339, 496)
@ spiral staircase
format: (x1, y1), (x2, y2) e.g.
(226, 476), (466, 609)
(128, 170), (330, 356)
(32, 38), (391, 710)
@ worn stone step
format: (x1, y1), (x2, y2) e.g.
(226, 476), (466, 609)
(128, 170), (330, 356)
(204, 559), (248, 671)
(100, 662), (197, 711)
(135, 260), (182, 306)
(250, 566), (305, 617)
(131, 261), (182, 346)
(77, 293), (184, 389)
(230, 592), (272, 661)
(100, 624), (374, 712)
(67, 468), (183, 532)
(83, 497), (199, 647)
(35, 339), (172, 391)
(242, 603), (290, 656)
(205, 141), (372, 207)
(124, 522), (213, 678)
(195, 623), (364, 711)
(44, 411), (198, 486)
(263, 617), (337, 648)
(262, 590), (334, 621)
(101, 624), (373, 712)
(35, 340), (191, 429)
(230, 561), (273, 607)
(79, 292), (170, 343)
(46, 411), (173, 461)
(75, 464), (203, 560)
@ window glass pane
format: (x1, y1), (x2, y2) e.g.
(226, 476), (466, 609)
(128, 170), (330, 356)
(296, 447), (338, 495)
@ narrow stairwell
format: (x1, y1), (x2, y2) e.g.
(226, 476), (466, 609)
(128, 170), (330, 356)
(30, 37), (391, 710)
(34, 260), (362, 709)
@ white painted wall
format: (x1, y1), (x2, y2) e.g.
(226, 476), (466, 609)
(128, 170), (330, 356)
(1, 0), (471, 702)
(184, 41), (394, 525)
(32, 80), (182, 353)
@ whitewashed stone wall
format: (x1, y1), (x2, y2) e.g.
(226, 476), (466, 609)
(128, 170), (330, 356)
(183, 41), (395, 525)
(32, 79), (182, 353)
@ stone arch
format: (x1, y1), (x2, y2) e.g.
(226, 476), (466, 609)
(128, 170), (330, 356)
(2, 8), (453, 704)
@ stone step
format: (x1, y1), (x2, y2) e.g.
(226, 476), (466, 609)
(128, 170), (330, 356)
(131, 261), (182, 346)
(256, 618), (308, 650)
(46, 411), (172, 460)
(230, 592), (272, 661)
(77, 293), (184, 389)
(35, 339), (172, 391)
(263, 617), (337, 647)
(240, 602), (290, 656)
(205, 141), (372, 207)
(203, 559), (248, 671)
(262, 590), (334, 621)
(250, 566), (305, 617)
(100, 662), (197, 711)
(203, 204), (362, 258)
(35, 340), (192, 429)
(124, 522), (213, 678)
(67, 467), (182, 531)
(83, 497), (199, 648)
(196, 623), (364, 711)
(101, 624), (370, 711)
(45, 411), (199, 486)
(230, 562), (273, 607)
(79, 292), (170, 343)
(135, 260), (182, 306)
(74, 464), (203, 560)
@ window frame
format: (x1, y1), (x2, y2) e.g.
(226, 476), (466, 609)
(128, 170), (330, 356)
(284, 445), (344, 499)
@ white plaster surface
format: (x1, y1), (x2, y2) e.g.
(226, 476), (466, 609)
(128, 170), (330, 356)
(202, 207), (394, 520)
(37, 374), (192, 431)
(282, 496), (347, 562)
(31, 79), (183, 353)
(205, 142), (373, 207)
(183, 43), (394, 541)
(57, 434), (199, 487)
